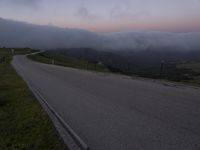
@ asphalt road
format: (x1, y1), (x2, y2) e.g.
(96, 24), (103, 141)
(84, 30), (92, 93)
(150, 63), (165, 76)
(12, 55), (200, 150)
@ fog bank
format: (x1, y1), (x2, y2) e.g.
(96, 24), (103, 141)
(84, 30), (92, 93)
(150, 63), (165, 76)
(0, 18), (200, 51)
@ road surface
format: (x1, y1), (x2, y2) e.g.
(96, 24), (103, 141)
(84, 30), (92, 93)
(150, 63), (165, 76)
(12, 55), (200, 150)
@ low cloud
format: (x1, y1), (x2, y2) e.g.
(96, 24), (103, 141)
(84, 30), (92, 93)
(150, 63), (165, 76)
(110, 5), (143, 21)
(0, 18), (200, 51)
(75, 6), (101, 21)
(0, 0), (41, 8)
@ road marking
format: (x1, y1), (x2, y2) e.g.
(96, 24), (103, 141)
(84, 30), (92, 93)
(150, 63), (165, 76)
(12, 60), (89, 150)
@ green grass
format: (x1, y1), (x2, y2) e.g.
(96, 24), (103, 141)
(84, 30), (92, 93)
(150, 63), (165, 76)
(177, 62), (200, 73)
(28, 50), (200, 87)
(0, 48), (67, 150)
(177, 62), (200, 85)
(28, 51), (109, 72)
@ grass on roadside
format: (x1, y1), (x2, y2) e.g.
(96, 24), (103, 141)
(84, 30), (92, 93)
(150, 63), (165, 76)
(28, 50), (200, 87)
(177, 62), (200, 85)
(28, 51), (109, 72)
(0, 48), (67, 150)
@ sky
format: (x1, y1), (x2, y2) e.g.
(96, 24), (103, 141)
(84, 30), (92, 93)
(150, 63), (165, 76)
(0, 0), (200, 32)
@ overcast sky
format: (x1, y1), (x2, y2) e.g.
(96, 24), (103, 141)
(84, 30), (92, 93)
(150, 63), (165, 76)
(0, 0), (200, 32)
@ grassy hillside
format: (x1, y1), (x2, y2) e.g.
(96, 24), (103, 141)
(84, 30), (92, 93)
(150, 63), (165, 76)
(0, 48), (67, 150)
(28, 51), (109, 72)
(177, 62), (200, 85)
(28, 49), (200, 86)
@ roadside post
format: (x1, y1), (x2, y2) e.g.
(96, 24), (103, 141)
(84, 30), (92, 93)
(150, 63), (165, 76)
(11, 49), (15, 55)
(86, 62), (89, 70)
(52, 58), (55, 65)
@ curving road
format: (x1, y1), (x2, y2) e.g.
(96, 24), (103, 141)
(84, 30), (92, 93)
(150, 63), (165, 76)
(12, 55), (200, 150)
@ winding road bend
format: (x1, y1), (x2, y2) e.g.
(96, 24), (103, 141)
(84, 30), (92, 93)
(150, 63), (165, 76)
(12, 55), (200, 150)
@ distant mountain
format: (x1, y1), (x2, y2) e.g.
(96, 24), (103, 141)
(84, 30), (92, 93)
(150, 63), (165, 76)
(0, 17), (200, 51)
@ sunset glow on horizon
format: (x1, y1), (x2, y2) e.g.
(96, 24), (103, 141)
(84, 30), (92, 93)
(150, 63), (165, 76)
(0, 0), (200, 33)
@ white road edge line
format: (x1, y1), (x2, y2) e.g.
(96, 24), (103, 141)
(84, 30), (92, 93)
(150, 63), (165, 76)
(32, 85), (89, 150)
(12, 57), (89, 150)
